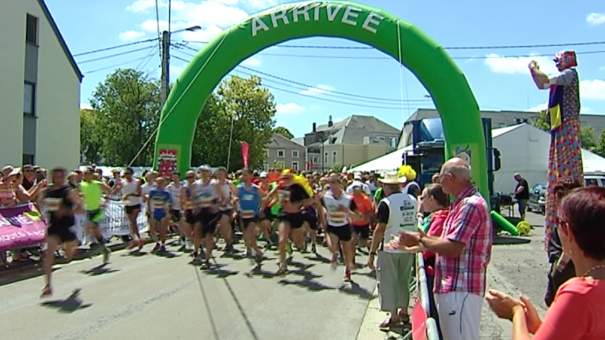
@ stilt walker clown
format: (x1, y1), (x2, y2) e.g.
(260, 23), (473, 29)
(528, 51), (583, 249)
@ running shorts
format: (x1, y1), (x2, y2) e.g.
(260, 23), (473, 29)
(184, 210), (195, 224)
(87, 209), (104, 224)
(261, 207), (274, 221)
(170, 209), (181, 222)
(152, 209), (167, 221)
(220, 208), (232, 217)
(327, 224), (353, 242)
(352, 224), (370, 239)
(196, 209), (219, 237)
(241, 216), (259, 230)
(302, 208), (318, 230)
(47, 225), (78, 244)
(125, 204), (141, 215)
(277, 211), (305, 229)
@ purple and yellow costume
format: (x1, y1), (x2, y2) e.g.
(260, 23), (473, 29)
(544, 51), (583, 249)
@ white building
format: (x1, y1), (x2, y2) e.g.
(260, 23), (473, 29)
(0, 0), (82, 169)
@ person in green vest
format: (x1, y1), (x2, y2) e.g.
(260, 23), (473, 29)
(80, 168), (115, 264)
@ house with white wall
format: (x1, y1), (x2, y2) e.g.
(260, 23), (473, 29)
(0, 0), (82, 169)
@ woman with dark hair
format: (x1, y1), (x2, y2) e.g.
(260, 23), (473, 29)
(544, 177), (582, 306)
(487, 186), (605, 340)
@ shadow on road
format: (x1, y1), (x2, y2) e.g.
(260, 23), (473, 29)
(338, 280), (374, 300)
(40, 288), (92, 313)
(203, 263), (239, 278)
(79, 263), (120, 276)
(493, 235), (532, 245)
(304, 253), (332, 264)
(0, 265), (61, 287)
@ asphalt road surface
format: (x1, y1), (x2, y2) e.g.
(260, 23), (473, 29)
(0, 238), (376, 340)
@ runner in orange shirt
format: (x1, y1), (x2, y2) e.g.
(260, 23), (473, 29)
(350, 182), (374, 266)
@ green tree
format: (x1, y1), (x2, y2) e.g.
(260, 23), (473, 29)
(580, 126), (597, 152)
(596, 130), (605, 157)
(89, 69), (161, 166)
(532, 110), (550, 132)
(80, 109), (103, 164)
(332, 163), (344, 173)
(273, 126), (294, 139)
(191, 75), (276, 171)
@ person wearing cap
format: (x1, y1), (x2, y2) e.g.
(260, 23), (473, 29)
(529, 51), (583, 251)
(346, 173), (371, 196)
(191, 165), (222, 267)
(215, 167), (238, 254)
(0, 166), (33, 206)
(367, 171), (417, 329)
(258, 171), (276, 248)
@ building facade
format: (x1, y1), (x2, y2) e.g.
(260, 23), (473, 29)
(398, 108), (605, 148)
(304, 115), (400, 172)
(265, 133), (307, 171)
(0, 0), (82, 169)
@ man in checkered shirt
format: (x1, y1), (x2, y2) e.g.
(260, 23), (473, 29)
(401, 157), (492, 340)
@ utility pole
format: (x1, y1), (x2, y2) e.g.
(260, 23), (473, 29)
(160, 30), (170, 109)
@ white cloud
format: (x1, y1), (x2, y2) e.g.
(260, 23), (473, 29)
(119, 30), (146, 41)
(141, 19), (171, 32)
(527, 103), (547, 112)
(126, 0), (164, 12)
(334, 117), (343, 122)
(276, 102), (305, 114)
(242, 56), (261, 67)
(170, 0), (248, 28)
(587, 12), (605, 26)
(484, 53), (558, 75)
(581, 79), (605, 100)
(599, 66), (605, 71)
(300, 84), (335, 96)
(244, 0), (280, 9)
(310, 105), (321, 110)
(181, 24), (223, 42)
(80, 103), (93, 110)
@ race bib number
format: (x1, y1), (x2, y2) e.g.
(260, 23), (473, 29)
(278, 190), (291, 203)
(241, 210), (255, 219)
(399, 208), (416, 231)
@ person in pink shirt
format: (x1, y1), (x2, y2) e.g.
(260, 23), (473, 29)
(487, 186), (605, 340)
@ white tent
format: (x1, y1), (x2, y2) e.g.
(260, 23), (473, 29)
(350, 124), (605, 194)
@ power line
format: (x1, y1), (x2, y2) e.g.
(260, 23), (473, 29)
(178, 44), (605, 61)
(73, 38), (158, 57)
(173, 50), (430, 103)
(84, 55), (151, 74)
(136, 47), (158, 71)
(78, 46), (156, 64)
(182, 39), (605, 50)
(155, 0), (162, 55)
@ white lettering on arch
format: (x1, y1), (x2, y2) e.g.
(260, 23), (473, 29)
(341, 6), (361, 26)
(252, 16), (270, 37)
(362, 12), (384, 34)
(293, 4), (311, 22)
(313, 3), (320, 20)
(326, 4), (343, 21)
(270, 9), (290, 28)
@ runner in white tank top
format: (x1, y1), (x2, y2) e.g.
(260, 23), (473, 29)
(167, 172), (186, 247)
(215, 167), (237, 253)
(120, 167), (143, 250)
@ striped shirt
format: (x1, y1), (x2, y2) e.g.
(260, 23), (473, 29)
(434, 186), (493, 296)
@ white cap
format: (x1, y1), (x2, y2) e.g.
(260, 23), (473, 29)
(260, 171), (268, 178)
(354, 173), (362, 180)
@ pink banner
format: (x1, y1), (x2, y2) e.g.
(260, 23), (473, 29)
(242, 141), (249, 168)
(0, 204), (47, 251)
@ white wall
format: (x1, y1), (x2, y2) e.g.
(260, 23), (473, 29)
(493, 125), (549, 194)
(0, 0), (80, 170)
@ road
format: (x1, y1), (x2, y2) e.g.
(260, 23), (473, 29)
(0, 238), (376, 340)
(1, 211), (552, 340)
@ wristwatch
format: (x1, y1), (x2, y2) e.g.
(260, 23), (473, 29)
(370, 251), (377, 256)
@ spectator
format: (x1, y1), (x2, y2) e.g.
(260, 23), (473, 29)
(514, 173), (530, 220)
(346, 173), (371, 196)
(487, 186), (605, 340)
(400, 157), (493, 340)
(367, 171), (417, 329)
(544, 177), (582, 306)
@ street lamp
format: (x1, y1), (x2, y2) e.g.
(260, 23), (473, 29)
(160, 25), (202, 107)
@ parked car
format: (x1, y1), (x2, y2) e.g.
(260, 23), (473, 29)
(585, 173), (605, 187)
(528, 183), (547, 214)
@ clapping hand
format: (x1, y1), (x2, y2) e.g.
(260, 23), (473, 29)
(485, 289), (524, 321)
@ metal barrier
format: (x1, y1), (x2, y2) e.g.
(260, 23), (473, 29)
(416, 252), (441, 340)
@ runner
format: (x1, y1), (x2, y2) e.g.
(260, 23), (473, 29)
(167, 172), (185, 246)
(193, 166), (221, 268)
(141, 171), (157, 243)
(180, 170), (197, 251)
(120, 167), (144, 250)
(236, 168), (264, 264)
(79, 168), (115, 264)
(270, 169), (314, 275)
(39, 168), (81, 297)
(258, 172), (275, 249)
(349, 181), (374, 264)
(319, 174), (359, 281)
(302, 198), (320, 254)
(215, 167), (237, 253)
(147, 177), (172, 253)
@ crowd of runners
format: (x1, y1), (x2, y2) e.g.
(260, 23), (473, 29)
(36, 165), (415, 297)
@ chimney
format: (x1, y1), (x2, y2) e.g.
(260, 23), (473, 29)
(312, 122), (316, 132)
(328, 115), (333, 127)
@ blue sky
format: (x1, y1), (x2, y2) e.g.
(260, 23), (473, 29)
(48, 0), (605, 137)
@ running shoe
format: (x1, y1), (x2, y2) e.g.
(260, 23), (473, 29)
(275, 265), (287, 276)
(343, 268), (351, 282)
(137, 239), (144, 250)
(102, 248), (111, 264)
(151, 243), (161, 253)
(41, 285), (52, 297)
(127, 240), (136, 250)
(255, 252), (264, 264)
(331, 253), (338, 271)
(159, 245), (166, 253)
(311, 243), (317, 254)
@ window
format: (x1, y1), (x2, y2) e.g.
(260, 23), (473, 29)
(292, 150), (299, 158)
(22, 154), (35, 166)
(324, 152), (328, 163)
(26, 14), (38, 45)
(332, 151), (337, 163)
(23, 82), (35, 116)
(277, 149), (285, 158)
(266, 149), (270, 158)
(312, 156), (319, 164)
(292, 161), (299, 171)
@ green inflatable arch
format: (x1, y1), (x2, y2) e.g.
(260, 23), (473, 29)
(154, 0), (489, 200)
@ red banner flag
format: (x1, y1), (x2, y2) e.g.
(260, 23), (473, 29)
(242, 141), (249, 168)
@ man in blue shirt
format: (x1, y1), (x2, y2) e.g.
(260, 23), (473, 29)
(236, 168), (264, 264)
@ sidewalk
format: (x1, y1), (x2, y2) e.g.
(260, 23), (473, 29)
(356, 287), (411, 340)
